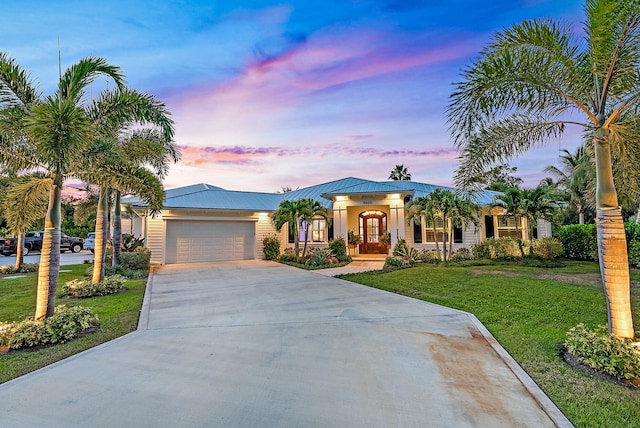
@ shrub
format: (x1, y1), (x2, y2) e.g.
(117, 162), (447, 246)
(63, 274), (127, 298)
(21, 263), (39, 273)
(556, 224), (598, 261)
(449, 248), (474, 262)
(565, 324), (640, 381)
(105, 265), (147, 279)
(531, 237), (564, 259)
(0, 305), (98, 349)
(473, 237), (522, 259)
(279, 248), (298, 263)
(119, 247), (151, 271)
(262, 235), (281, 260)
(392, 239), (408, 256)
(394, 244), (421, 264)
(306, 248), (333, 267)
(628, 240), (640, 269)
(416, 250), (440, 264)
(472, 241), (491, 259)
(383, 256), (412, 271)
(1, 265), (16, 275)
(328, 238), (349, 262)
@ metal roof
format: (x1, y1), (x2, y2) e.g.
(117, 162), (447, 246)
(321, 181), (413, 198)
(124, 177), (500, 211)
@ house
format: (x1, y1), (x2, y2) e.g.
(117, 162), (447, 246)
(124, 177), (551, 265)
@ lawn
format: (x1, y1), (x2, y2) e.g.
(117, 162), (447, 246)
(0, 264), (146, 384)
(340, 259), (640, 428)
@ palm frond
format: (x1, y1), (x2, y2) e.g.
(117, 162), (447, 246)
(3, 174), (51, 232)
(453, 115), (565, 189)
(87, 87), (175, 142)
(0, 52), (40, 107)
(58, 57), (125, 104)
(25, 97), (93, 174)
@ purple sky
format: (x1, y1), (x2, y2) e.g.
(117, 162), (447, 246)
(3, 0), (586, 192)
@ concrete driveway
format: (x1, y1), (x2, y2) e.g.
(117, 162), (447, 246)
(0, 261), (571, 427)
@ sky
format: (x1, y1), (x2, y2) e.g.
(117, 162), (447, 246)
(2, 0), (586, 193)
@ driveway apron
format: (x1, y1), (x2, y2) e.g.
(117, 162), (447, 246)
(0, 260), (572, 427)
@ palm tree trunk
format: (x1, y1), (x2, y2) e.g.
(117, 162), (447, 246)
(594, 136), (634, 338)
(302, 224), (309, 258)
(14, 232), (24, 273)
(441, 221), (447, 262)
(448, 220), (454, 260)
(635, 205), (640, 225)
(432, 223), (441, 260)
(578, 205), (585, 225)
(35, 181), (62, 320)
(92, 186), (108, 284)
(112, 190), (122, 266)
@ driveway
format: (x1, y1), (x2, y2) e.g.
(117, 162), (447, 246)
(0, 261), (571, 427)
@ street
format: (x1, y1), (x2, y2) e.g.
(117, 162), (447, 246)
(0, 250), (94, 267)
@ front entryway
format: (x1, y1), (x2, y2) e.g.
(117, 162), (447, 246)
(358, 211), (388, 254)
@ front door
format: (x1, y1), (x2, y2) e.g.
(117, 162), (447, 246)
(358, 211), (387, 254)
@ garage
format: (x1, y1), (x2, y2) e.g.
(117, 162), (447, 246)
(165, 220), (256, 264)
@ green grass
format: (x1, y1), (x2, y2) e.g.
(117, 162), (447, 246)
(0, 264), (146, 384)
(340, 260), (640, 428)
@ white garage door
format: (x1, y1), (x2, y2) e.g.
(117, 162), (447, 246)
(165, 220), (255, 264)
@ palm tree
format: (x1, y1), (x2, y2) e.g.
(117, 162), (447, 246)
(0, 52), (125, 319)
(79, 140), (165, 284)
(299, 198), (330, 258)
(0, 174), (49, 271)
(84, 89), (177, 275)
(272, 200), (310, 258)
(388, 164), (411, 181)
(447, 194), (481, 259)
(544, 146), (594, 224)
(407, 195), (441, 259)
(448, 0), (639, 338)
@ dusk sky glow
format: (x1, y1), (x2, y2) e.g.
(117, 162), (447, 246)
(4, 0), (586, 192)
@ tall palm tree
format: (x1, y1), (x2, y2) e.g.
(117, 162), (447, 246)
(84, 89), (176, 277)
(0, 52), (124, 319)
(448, 0), (639, 338)
(544, 146), (594, 224)
(388, 164), (411, 181)
(113, 127), (179, 266)
(79, 140), (165, 284)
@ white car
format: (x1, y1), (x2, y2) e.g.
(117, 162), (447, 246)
(84, 232), (95, 253)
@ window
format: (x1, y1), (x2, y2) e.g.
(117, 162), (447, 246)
(312, 219), (326, 242)
(497, 216), (520, 238)
(424, 218), (446, 243)
(299, 220), (308, 243)
(454, 226), (463, 243)
(413, 220), (422, 243)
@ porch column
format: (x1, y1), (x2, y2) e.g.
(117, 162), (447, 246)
(389, 203), (404, 247)
(333, 203), (348, 243)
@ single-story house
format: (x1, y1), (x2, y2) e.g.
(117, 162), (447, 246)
(124, 177), (551, 265)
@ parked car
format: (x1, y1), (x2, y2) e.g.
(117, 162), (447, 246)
(84, 232), (95, 253)
(0, 231), (84, 256)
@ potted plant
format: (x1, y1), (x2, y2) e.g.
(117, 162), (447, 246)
(379, 232), (392, 254)
(347, 230), (361, 256)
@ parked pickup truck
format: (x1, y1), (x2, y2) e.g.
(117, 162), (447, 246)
(0, 231), (84, 256)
